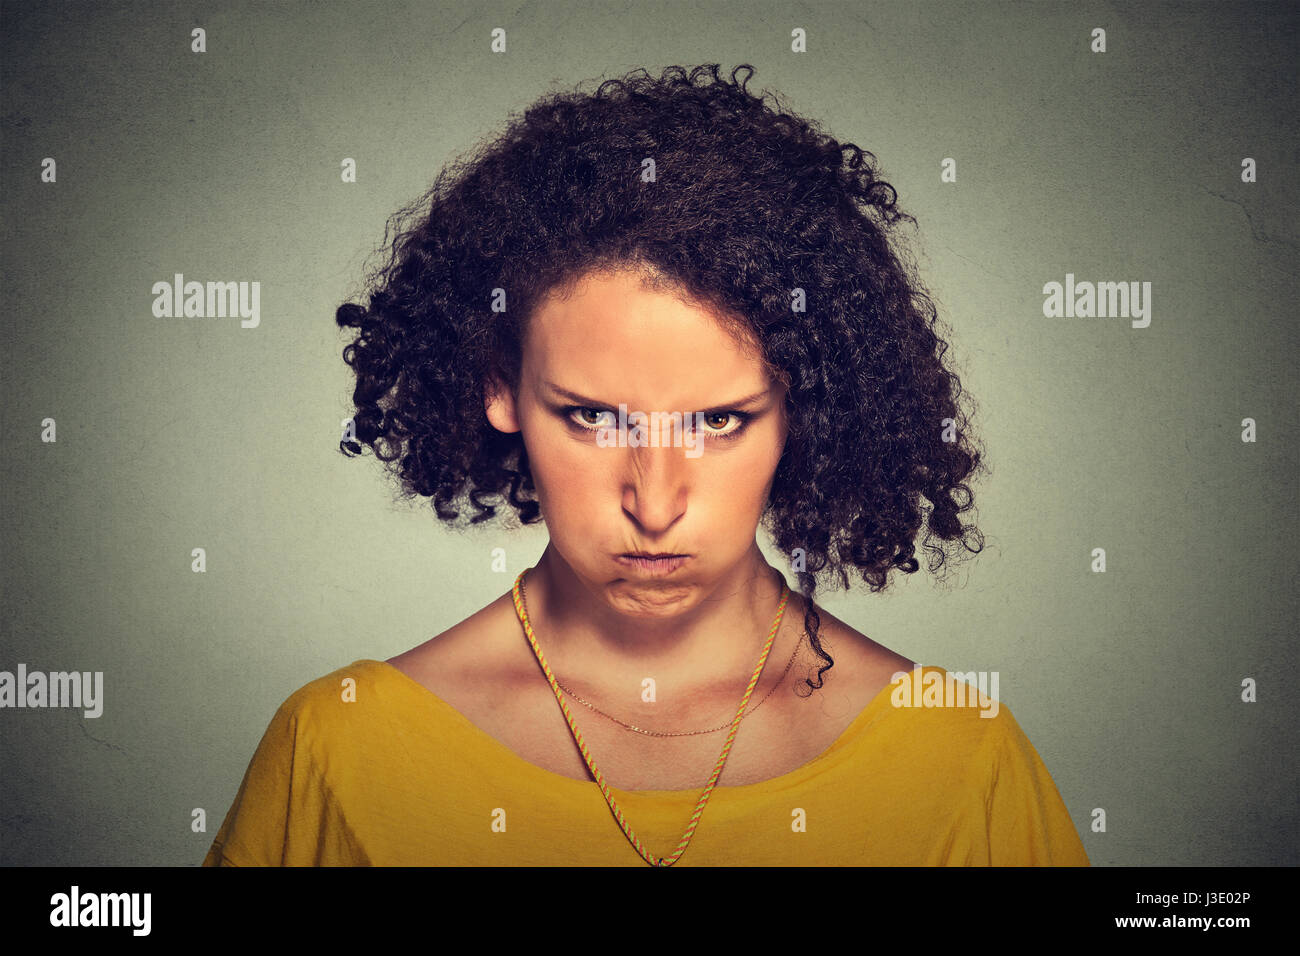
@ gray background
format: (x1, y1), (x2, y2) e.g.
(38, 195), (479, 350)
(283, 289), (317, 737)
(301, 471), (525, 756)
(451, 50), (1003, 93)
(2, 0), (1296, 866)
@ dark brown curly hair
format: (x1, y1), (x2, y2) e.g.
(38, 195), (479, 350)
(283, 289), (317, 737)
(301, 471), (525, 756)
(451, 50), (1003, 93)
(335, 63), (986, 694)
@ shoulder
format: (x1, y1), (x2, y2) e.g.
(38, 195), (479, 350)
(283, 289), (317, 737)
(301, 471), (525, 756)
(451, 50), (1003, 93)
(386, 587), (536, 696)
(860, 665), (1090, 864)
(870, 663), (1051, 782)
(258, 659), (409, 752)
(276, 659), (389, 709)
(808, 601), (913, 673)
(787, 598), (916, 720)
(206, 661), (397, 867)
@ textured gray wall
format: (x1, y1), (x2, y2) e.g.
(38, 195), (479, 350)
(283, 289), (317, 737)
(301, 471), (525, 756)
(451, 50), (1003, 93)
(1, 0), (1295, 866)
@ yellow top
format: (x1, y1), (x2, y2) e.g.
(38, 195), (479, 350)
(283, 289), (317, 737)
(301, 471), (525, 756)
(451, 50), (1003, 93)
(202, 660), (1089, 866)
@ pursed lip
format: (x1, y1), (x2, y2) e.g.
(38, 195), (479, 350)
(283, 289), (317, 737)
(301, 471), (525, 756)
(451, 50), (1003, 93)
(614, 553), (690, 575)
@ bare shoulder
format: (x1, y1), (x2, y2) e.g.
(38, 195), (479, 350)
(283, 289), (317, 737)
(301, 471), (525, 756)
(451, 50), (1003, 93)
(787, 597), (915, 717)
(385, 588), (531, 700)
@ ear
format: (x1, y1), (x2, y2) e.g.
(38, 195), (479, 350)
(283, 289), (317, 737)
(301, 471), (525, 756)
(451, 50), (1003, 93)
(484, 373), (521, 433)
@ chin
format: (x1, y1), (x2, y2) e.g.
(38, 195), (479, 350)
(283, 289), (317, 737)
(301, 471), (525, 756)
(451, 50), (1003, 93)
(604, 579), (697, 612)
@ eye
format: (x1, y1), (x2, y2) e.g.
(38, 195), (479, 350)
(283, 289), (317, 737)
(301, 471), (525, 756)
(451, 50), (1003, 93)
(693, 411), (747, 440)
(568, 407), (616, 429)
(562, 406), (752, 442)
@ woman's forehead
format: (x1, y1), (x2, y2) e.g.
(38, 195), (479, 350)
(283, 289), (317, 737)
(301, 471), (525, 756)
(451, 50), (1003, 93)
(527, 268), (758, 350)
(529, 352), (778, 411)
(524, 274), (770, 395)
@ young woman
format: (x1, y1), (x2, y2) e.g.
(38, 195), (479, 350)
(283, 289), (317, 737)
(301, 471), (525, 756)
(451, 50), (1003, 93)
(203, 64), (1088, 866)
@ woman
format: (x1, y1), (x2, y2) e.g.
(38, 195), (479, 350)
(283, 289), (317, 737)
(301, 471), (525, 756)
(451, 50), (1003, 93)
(203, 64), (1088, 866)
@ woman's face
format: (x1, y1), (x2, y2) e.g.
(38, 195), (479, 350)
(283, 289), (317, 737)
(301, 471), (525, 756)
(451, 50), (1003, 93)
(485, 266), (789, 617)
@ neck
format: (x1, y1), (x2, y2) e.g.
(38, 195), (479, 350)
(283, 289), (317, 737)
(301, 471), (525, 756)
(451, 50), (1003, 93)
(520, 542), (796, 702)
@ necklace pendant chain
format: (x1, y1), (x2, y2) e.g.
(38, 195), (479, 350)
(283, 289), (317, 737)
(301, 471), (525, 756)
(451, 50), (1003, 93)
(555, 628), (803, 736)
(511, 567), (791, 867)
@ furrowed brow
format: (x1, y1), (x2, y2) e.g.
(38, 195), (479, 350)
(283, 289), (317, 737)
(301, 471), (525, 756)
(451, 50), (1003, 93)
(543, 382), (771, 411)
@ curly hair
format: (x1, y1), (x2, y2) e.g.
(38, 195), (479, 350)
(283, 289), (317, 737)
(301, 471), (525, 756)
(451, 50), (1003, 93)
(335, 63), (986, 694)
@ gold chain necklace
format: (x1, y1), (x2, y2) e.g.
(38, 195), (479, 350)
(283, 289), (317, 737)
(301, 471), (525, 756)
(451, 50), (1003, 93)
(510, 566), (791, 866)
(536, 577), (803, 737)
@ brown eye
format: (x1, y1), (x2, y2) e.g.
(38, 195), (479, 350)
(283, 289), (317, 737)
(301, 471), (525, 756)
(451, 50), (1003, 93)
(570, 407), (615, 429)
(694, 412), (746, 439)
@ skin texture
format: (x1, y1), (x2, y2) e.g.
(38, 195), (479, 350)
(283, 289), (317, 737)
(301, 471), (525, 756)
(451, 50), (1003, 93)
(388, 266), (913, 790)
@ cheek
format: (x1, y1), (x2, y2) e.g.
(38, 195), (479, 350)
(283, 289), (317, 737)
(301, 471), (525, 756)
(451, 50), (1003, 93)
(527, 435), (606, 504)
(711, 431), (783, 494)
(716, 461), (772, 509)
(676, 461), (765, 527)
(519, 412), (578, 478)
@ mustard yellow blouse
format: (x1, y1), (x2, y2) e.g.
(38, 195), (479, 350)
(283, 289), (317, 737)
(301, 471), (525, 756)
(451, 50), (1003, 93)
(202, 660), (1089, 866)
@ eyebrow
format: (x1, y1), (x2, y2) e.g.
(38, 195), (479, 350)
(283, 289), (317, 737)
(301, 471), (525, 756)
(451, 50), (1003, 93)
(543, 382), (772, 412)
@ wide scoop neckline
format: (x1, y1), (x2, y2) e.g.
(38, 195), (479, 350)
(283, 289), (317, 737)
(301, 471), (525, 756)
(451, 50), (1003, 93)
(351, 657), (911, 798)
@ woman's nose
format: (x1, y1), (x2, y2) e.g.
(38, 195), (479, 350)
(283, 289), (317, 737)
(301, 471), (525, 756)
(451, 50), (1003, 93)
(620, 443), (690, 532)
